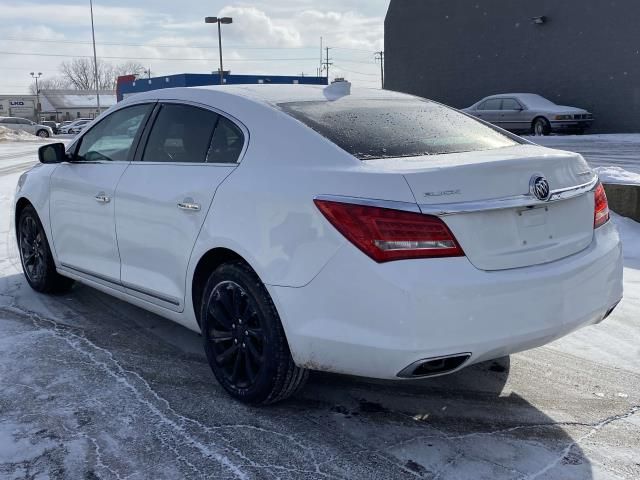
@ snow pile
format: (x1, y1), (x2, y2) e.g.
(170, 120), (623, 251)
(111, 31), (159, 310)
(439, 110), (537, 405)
(595, 166), (640, 185)
(0, 126), (44, 143)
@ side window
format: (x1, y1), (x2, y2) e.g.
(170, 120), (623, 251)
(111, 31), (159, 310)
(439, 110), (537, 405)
(16, 118), (30, 125)
(76, 104), (152, 162)
(501, 99), (522, 110)
(207, 116), (245, 164)
(478, 99), (502, 110)
(142, 104), (219, 163)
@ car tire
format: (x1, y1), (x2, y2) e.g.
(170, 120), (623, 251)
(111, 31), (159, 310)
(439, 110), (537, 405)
(200, 261), (308, 405)
(17, 205), (74, 294)
(532, 117), (551, 136)
(36, 129), (50, 138)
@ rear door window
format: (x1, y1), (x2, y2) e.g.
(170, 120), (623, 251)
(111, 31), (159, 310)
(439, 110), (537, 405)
(141, 103), (244, 164)
(142, 104), (218, 163)
(501, 99), (522, 110)
(207, 116), (245, 164)
(279, 98), (518, 160)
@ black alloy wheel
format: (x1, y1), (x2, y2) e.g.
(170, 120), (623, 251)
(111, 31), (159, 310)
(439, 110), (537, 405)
(201, 261), (308, 404)
(206, 280), (265, 389)
(18, 205), (74, 293)
(19, 214), (47, 285)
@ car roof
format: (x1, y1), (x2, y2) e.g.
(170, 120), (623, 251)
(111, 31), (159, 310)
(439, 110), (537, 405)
(127, 83), (415, 108)
(483, 93), (544, 100)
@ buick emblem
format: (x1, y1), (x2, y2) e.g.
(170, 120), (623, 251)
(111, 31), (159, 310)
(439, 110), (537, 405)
(530, 175), (551, 201)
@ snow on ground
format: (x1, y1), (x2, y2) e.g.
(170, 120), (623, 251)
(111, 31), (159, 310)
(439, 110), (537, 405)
(0, 126), (52, 143)
(593, 166), (640, 185)
(0, 139), (638, 479)
(531, 133), (640, 175)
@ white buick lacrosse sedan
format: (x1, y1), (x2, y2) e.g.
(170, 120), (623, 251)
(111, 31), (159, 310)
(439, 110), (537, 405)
(14, 84), (623, 404)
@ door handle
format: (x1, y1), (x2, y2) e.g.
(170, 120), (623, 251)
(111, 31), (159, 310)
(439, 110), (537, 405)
(94, 193), (111, 203)
(177, 201), (201, 211)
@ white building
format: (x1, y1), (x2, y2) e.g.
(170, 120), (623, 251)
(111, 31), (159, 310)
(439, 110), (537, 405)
(0, 95), (37, 119)
(39, 90), (116, 121)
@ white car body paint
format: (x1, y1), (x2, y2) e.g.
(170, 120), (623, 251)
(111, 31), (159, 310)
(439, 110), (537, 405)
(14, 85), (623, 379)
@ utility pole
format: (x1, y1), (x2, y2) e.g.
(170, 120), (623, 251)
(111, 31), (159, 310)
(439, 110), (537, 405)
(375, 51), (385, 88)
(30, 72), (42, 120)
(319, 36), (323, 76)
(89, 0), (100, 116)
(322, 47), (333, 82)
(143, 68), (152, 79)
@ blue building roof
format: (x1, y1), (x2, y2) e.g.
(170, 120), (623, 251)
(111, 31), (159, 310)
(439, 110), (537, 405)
(117, 73), (328, 101)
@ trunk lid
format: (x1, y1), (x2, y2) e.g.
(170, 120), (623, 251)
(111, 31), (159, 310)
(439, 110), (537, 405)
(364, 145), (596, 271)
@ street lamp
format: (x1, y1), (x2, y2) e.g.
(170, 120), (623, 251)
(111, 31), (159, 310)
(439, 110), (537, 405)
(204, 16), (233, 85)
(30, 72), (42, 120)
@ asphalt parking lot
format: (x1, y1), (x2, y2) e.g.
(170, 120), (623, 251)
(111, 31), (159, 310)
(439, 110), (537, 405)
(1, 139), (639, 479)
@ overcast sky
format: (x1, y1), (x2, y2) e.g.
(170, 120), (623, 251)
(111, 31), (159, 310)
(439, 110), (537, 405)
(0, 0), (390, 95)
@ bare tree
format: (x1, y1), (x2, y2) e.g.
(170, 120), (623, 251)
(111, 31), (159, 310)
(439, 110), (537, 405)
(60, 58), (146, 90)
(114, 61), (146, 79)
(29, 76), (71, 94)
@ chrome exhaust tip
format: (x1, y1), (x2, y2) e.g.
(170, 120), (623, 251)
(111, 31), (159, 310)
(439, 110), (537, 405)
(397, 353), (471, 378)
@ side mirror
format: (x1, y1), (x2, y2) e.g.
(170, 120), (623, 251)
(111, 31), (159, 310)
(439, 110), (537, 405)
(38, 143), (67, 164)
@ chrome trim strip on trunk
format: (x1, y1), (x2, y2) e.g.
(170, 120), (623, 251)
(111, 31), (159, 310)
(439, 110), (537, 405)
(315, 176), (598, 217)
(419, 175), (598, 216)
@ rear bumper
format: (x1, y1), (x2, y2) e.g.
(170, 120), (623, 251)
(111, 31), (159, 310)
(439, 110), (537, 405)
(269, 221), (623, 379)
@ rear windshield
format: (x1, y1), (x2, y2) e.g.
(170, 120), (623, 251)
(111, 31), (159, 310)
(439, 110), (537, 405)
(279, 98), (519, 160)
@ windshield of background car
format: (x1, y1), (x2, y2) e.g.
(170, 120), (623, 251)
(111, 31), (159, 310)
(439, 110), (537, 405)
(278, 98), (519, 160)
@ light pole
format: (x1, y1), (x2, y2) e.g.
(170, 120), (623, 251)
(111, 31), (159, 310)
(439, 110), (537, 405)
(89, 0), (101, 117)
(204, 16), (233, 85)
(30, 72), (42, 120)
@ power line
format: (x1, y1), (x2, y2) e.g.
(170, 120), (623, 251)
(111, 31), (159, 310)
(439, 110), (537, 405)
(0, 51), (319, 62)
(332, 65), (378, 77)
(332, 58), (377, 65)
(0, 37), (378, 54)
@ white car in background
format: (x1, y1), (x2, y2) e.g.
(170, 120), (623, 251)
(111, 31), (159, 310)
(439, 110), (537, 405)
(0, 116), (53, 137)
(59, 118), (92, 135)
(14, 85), (623, 404)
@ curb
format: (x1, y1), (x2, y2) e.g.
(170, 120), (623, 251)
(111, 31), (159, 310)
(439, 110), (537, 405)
(603, 183), (640, 222)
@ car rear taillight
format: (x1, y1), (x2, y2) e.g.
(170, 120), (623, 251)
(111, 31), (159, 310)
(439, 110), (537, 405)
(594, 182), (610, 229)
(314, 199), (465, 262)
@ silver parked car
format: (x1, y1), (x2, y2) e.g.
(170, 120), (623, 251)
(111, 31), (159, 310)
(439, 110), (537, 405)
(463, 94), (593, 136)
(59, 118), (93, 135)
(0, 116), (53, 138)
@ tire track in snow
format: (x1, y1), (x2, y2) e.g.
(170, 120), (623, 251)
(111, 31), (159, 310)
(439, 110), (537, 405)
(2, 304), (248, 480)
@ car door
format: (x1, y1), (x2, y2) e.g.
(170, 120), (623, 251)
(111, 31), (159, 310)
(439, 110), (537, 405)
(26, 120), (38, 134)
(499, 98), (528, 131)
(114, 101), (245, 310)
(473, 98), (502, 124)
(49, 102), (155, 284)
